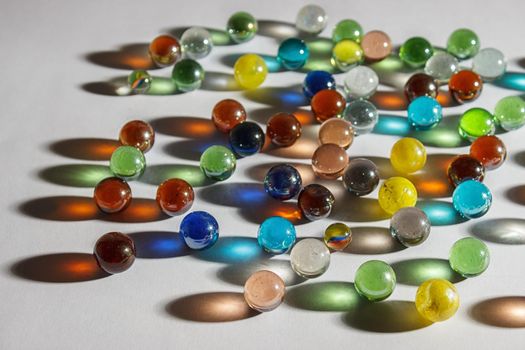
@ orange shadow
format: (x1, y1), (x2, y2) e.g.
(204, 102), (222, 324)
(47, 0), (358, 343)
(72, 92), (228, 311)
(369, 91), (408, 111)
(408, 154), (456, 198)
(149, 116), (218, 138)
(50, 138), (119, 161)
(343, 226), (406, 254)
(436, 89), (459, 108)
(85, 43), (155, 70)
(240, 201), (306, 225)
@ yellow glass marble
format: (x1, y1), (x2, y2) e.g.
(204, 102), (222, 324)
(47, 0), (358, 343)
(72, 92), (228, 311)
(331, 40), (364, 71)
(415, 279), (460, 322)
(378, 177), (418, 215)
(390, 137), (427, 174)
(234, 54), (268, 89)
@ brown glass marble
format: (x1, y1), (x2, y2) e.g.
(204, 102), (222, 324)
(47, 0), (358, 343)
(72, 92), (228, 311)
(318, 118), (354, 149)
(449, 70), (483, 103)
(448, 154), (485, 186)
(212, 99), (247, 133)
(94, 232), (136, 274)
(119, 120), (155, 153)
(404, 73), (439, 102)
(149, 35), (181, 67)
(244, 270), (285, 312)
(266, 112), (302, 147)
(93, 177), (132, 213)
(298, 184), (335, 221)
(312, 143), (349, 179)
(470, 135), (507, 170)
(156, 178), (194, 216)
(361, 30), (392, 61)
(311, 89), (346, 123)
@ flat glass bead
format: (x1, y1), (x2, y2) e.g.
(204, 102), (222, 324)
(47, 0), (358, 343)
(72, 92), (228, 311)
(342, 99), (378, 135)
(290, 238), (331, 279)
(229, 121), (264, 157)
(378, 177), (418, 215)
(390, 207), (430, 247)
(278, 38), (309, 70)
(200, 145), (236, 181)
(458, 108), (495, 141)
(452, 179), (492, 219)
(472, 48), (506, 81)
(354, 260), (396, 302)
(212, 99), (247, 133)
(332, 19), (363, 43)
(390, 137), (427, 174)
(264, 164), (302, 201)
(404, 73), (438, 102)
(303, 70), (336, 100)
(310, 89), (346, 123)
(312, 143), (349, 179)
(296, 4), (327, 34)
(181, 27), (213, 60)
(94, 232), (136, 274)
(447, 155), (485, 186)
(149, 35), (181, 67)
(415, 279), (459, 322)
(424, 52), (459, 82)
(119, 120), (155, 153)
(128, 70), (152, 94)
(109, 146), (146, 180)
(449, 237), (490, 277)
(227, 11), (257, 43)
(493, 96), (525, 131)
(93, 177), (132, 214)
(234, 54), (268, 89)
(244, 270), (285, 312)
(407, 96), (443, 130)
(156, 178), (194, 216)
(361, 30), (392, 61)
(399, 37), (433, 68)
(343, 66), (379, 99)
(470, 135), (507, 170)
(331, 39), (363, 72)
(257, 216), (296, 254)
(318, 118), (354, 149)
(324, 222), (352, 251)
(447, 28), (480, 59)
(298, 184), (335, 221)
(180, 211), (219, 250)
(172, 58), (205, 92)
(448, 70), (483, 103)
(267, 112), (302, 147)
(342, 158), (380, 196)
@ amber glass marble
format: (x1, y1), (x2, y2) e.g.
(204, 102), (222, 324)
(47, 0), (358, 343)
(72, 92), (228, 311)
(119, 120), (155, 153)
(318, 118), (354, 149)
(361, 30), (392, 61)
(212, 99), (247, 133)
(266, 112), (302, 147)
(94, 232), (136, 274)
(448, 70), (483, 103)
(93, 177), (132, 214)
(470, 135), (507, 170)
(149, 35), (182, 67)
(404, 73), (439, 102)
(312, 143), (349, 179)
(156, 178), (194, 216)
(298, 184), (335, 221)
(311, 89), (346, 123)
(448, 155), (485, 186)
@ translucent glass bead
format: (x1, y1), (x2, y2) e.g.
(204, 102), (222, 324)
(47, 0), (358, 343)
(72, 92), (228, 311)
(94, 232), (136, 274)
(303, 70), (336, 100)
(343, 99), (379, 135)
(227, 11), (257, 43)
(447, 155), (485, 186)
(390, 137), (427, 174)
(128, 70), (152, 94)
(156, 178), (194, 216)
(290, 238), (331, 279)
(264, 164), (302, 201)
(332, 19), (363, 43)
(149, 35), (181, 67)
(324, 223), (352, 251)
(342, 158), (380, 196)
(94, 177), (132, 214)
(407, 96), (443, 130)
(257, 216), (296, 254)
(472, 48), (506, 81)
(199, 145), (236, 181)
(415, 279), (459, 322)
(119, 120), (155, 153)
(470, 135), (507, 170)
(278, 38), (310, 70)
(331, 39), (363, 71)
(390, 207), (431, 247)
(229, 121), (264, 157)
(424, 52), (459, 82)
(361, 30), (392, 61)
(343, 66), (379, 99)
(311, 143), (349, 179)
(449, 237), (490, 277)
(452, 179), (492, 219)
(404, 73), (438, 102)
(399, 37), (434, 68)
(378, 177), (418, 215)
(458, 108), (495, 141)
(180, 211), (219, 250)
(266, 112), (302, 146)
(234, 54), (268, 89)
(244, 270), (285, 312)
(109, 146), (146, 180)
(318, 118), (354, 149)
(212, 99), (247, 133)
(171, 58), (205, 92)
(493, 96), (525, 131)
(354, 260), (396, 302)
(181, 27), (213, 60)
(298, 184), (335, 221)
(296, 4), (327, 34)
(448, 70), (483, 103)
(447, 28), (480, 59)
(310, 89), (346, 122)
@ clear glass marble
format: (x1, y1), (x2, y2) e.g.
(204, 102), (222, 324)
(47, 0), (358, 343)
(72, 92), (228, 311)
(295, 4), (327, 34)
(290, 238), (331, 278)
(344, 66), (379, 99)
(181, 27), (213, 60)
(472, 48), (506, 81)
(342, 99), (378, 135)
(390, 207), (431, 247)
(424, 52), (459, 82)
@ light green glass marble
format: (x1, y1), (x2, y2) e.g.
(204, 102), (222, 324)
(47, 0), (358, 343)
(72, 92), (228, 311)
(354, 260), (396, 302)
(110, 146), (146, 180)
(493, 96), (525, 131)
(449, 237), (490, 277)
(227, 12), (257, 43)
(332, 19), (362, 43)
(200, 145), (236, 181)
(459, 108), (495, 141)
(128, 70), (152, 94)
(171, 58), (204, 92)
(447, 28), (480, 59)
(399, 37), (434, 68)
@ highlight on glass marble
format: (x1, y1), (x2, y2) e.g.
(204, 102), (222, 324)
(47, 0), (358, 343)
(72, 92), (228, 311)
(448, 70), (483, 103)
(360, 30), (392, 61)
(128, 70), (152, 94)
(424, 52), (459, 82)
(458, 107), (495, 141)
(303, 70), (336, 100)
(452, 179), (492, 219)
(493, 96), (525, 131)
(257, 216), (297, 254)
(390, 207), (431, 247)
(181, 27), (213, 60)
(199, 145), (236, 181)
(449, 237), (490, 277)
(94, 232), (136, 274)
(234, 54), (268, 89)
(407, 96), (443, 130)
(310, 89), (346, 123)
(342, 158), (380, 196)
(277, 38), (310, 70)
(290, 238), (331, 279)
(119, 120), (155, 153)
(156, 178), (194, 216)
(109, 145), (146, 181)
(343, 66), (379, 99)
(93, 177), (132, 214)
(295, 4), (328, 34)
(180, 211), (219, 250)
(266, 112), (302, 147)
(378, 177), (418, 215)
(149, 34), (182, 67)
(404, 73), (438, 102)
(399, 36), (434, 67)
(212, 98), (247, 133)
(415, 279), (460, 322)
(229, 121), (265, 157)
(343, 99), (379, 135)
(227, 11), (258, 43)
(469, 135), (507, 170)
(298, 184), (335, 221)
(318, 118), (354, 149)
(331, 39), (363, 72)
(324, 222), (352, 251)
(244, 270), (285, 312)
(172, 58), (205, 92)
(311, 143), (349, 179)
(354, 260), (396, 302)
(447, 154), (485, 186)
(390, 137), (427, 174)
(264, 164), (302, 201)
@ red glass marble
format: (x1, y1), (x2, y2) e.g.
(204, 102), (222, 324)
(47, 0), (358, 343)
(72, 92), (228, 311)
(93, 177), (132, 213)
(212, 99), (247, 133)
(119, 120), (155, 153)
(298, 184), (335, 221)
(94, 232), (136, 274)
(266, 112), (302, 147)
(448, 70), (483, 103)
(404, 73), (439, 102)
(156, 178), (194, 216)
(311, 89), (346, 123)
(149, 35), (182, 67)
(448, 154), (485, 186)
(470, 135), (507, 170)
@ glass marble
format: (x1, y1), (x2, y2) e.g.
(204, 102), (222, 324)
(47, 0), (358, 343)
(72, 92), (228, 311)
(200, 145), (236, 181)
(343, 66), (379, 99)
(342, 99), (379, 135)
(264, 164), (302, 201)
(149, 35), (182, 67)
(354, 260), (396, 302)
(93, 177), (132, 214)
(407, 96), (443, 130)
(458, 108), (495, 141)
(172, 58), (204, 92)
(415, 279), (459, 322)
(128, 70), (152, 94)
(119, 120), (155, 153)
(448, 70), (483, 103)
(324, 222), (352, 251)
(229, 121), (264, 157)
(257, 216), (296, 254)
(277, 38), (309, 70)
(399, 37), (434, 68)
(227, 11), (257, 44)
(472, 48), (506, 81)
(447, 28), (480, 59)
(156, 178), (194, 216)
(449, 237), (490, 277)
(378, 177), (418, 215)
(332, 19), (363, 43)
(109, 146), (146, 180)
(298, 184), (335, 221)
(234, 54), (268, 89)
(404, 73), (438, 102)
(290, 238), (331, 279)
(311, 143), (349, 179)
(452, 179), (492, 219)
(390, 137), (427, 174)
(343, 158), (380, 196)
(318, 118), (354, 149)
(390, 207), (431, 247)
(303, 70), (336, 100)
(94, 232), (136, 274)
(212, 99), (247, 133)
(244, 270), (285, 312)
(470, 135), (507, 170)
(266, 112), (302, 147)
(180, 211), (219, 250)
(424, 52), (459, 82)
(310, 89), (346, 123)
(448, 155), (485, 186)
(295, 4), (327, 34)
(360, 30), (392, 61)
(181, 27), (213, 60)
(493, 96), (525, 131)
(331, 39), (363, 72)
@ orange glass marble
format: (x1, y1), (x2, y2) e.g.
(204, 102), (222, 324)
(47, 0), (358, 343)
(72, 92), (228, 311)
(266, 112), (302, 147)
(244, 270), (285, 312)
(93, 177), (132, 214)
(448, 70), (483, 103)
(311, 89), (346, 123)
(312, 143), (349, 179)
(361, 30), (392, 61)
(119, 120), (155, 153)
(318, 118), (354, 149)
(470, 135), (507, 170)
(212, 99), (247, 133)
(94, 232), (136, 274)
(156, 178), (194, 216)
(149, 35), (182, 67)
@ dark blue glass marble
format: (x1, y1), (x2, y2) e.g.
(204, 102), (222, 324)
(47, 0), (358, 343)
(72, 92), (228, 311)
(180, 211), (219, 250)
(303, 70), (336, 100)
(452, 180), (492, 219)
(257, 216), (296, 254)
(264, 164), (302, 200)
(229, 121), (265, 157)
(277, 38), (310, 70)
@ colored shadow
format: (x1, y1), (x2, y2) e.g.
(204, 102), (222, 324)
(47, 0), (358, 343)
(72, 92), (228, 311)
(243, 86), (308, 108)
(286, 282), (360, 311)
(49, 138), (119, 161)
(343, 226), (406, 254)
(249, 107), (315, 125)
(373, 114), (410, 136)
(85, 43), (154, 70)
(140, 164), (213, 187)
(81, 76), (129, 96)
(199, 182), (268, 207)
(331, 196), (391, 223)
(370, 91), (408, 111)
(201, 71), (241, 91)
(411, 114), (468, 148)
(407, 153), (455, 198)
(39, 164), (112, 187)
(163, 136), (229, 161)
(239, 201), (306, 225)
(371, 56), (416, 89)
(102, 198), (169, 223)
(469, 218), (525, 244)
(245, 161), (316, 184)
(217, 259), (305, 286)
(220, 53), (283, 72)
(194, 237), (265, 264)
(492, 72), (525, 91)
(128, 231), (191, 259)
(166, 27), (233, 46)
(391, 258), (465, 286)
(470, 297), (525, 328)
(257, 19), (300, 40)
(263, 135), (319, 160)
(417, 200), (467, 226)
(149, 116), (217, 138)
(301, 37), (335, 73)
(146, 77), (178, 95)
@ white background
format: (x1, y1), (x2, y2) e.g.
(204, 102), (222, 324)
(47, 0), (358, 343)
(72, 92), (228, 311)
(1, 0), (525, 348)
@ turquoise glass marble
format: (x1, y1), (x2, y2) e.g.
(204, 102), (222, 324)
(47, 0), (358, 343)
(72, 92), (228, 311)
(332, 19), (363, 43)
(354, 260), (396, 302)
(493, 96), (525, 131)
(227, 11), (257, 43)
(180, 211), (219, 250)
(257, 216), (296, 254)
(110, 146), (146, 180)
(171, 58), (205, 92)
(277, 38), (309, 70)
(199, 145), (236, 181)
(447, 28), (480, 59)
(128, 70), (152, 94)
(458, 108), (495, 141)
(452, 179), (492, 219)
(399, 37), (434, 67)
(303, 70), (336, 100)
(449, 237), (490, 277)
(407, 96), (443, 130)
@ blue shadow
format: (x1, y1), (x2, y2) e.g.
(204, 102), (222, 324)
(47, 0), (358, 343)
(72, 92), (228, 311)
(128, 231), (190, 259)
(194, 236), (266, 264)
(417, 200), (468, 226)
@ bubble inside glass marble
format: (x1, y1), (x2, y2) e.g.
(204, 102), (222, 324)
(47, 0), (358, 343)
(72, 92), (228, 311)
(360, 30), (392, 61)
(180, 211), (219, 250)
(452, 179), (492, 219)
(264, 164), (302, 201)
(290, 238), (331, 279)
(493, 96), (525, 131)
(472, 48), (506, 81)
(171, 58), (205, 92)
(324, 222), (352, 251)
(354, 260), (396, 302)
(424, 52), (459, 82)
(110, 145), (146, 180)
(244, 270), (285, 312)
(342, 158), (380, 196)
(378, 177), (418, 215)
(296, 4), (327, 34)
(390, 207), (431, 247)
(128, 70), (152, 94)
(331, 39), (363, 72)
(200, 145), (236, 181)
(343, 66), (379, 99)
(318, 118), (354, 149)
(390, 137), (427, 174)
(415, 279), (459, 322)
(449, 237), (490, 277)
(407, 96), (443, 130)
(312, 143), (349, 179)
(458, 108), (495, 141)
(181, 27), (213, 60)
(257, 216), (296, 254)
(343, 99), (379, 135)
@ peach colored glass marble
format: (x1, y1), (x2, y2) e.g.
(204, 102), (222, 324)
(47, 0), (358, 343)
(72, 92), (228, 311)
(318, 118), (354, 149)
(361, 30), (392, 61)
(244, 270), (285, 312)
(312, 143), (349, 179)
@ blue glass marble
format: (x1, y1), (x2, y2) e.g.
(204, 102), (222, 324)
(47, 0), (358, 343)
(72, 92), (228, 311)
(303, 70), (336, 100)
(452, 180), (492, 219)
(180, 211), (219, 250)
(277, 38), (310, 70)
(229, 121), (265, 157)
(407, 96), (443, 130)
(258, 216), (297, 254)
(264, 164), (302, 200)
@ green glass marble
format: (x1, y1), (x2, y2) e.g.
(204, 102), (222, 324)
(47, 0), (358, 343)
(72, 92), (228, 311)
(128, 70), (152, 94)
(449, 237), (490, 277)
(110, 146), (146, 180)
(354, 260), (396, 302)
(399, 37), (434, 68)
(447, 28), (480, 59)
(200, 145), (236, 181)
(459, 108), (496, 141)
(227, 11), (257, 43)
(332, 19), (363, 43)
(171, 58), (204, 92)
(494, 96), (525, 131)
